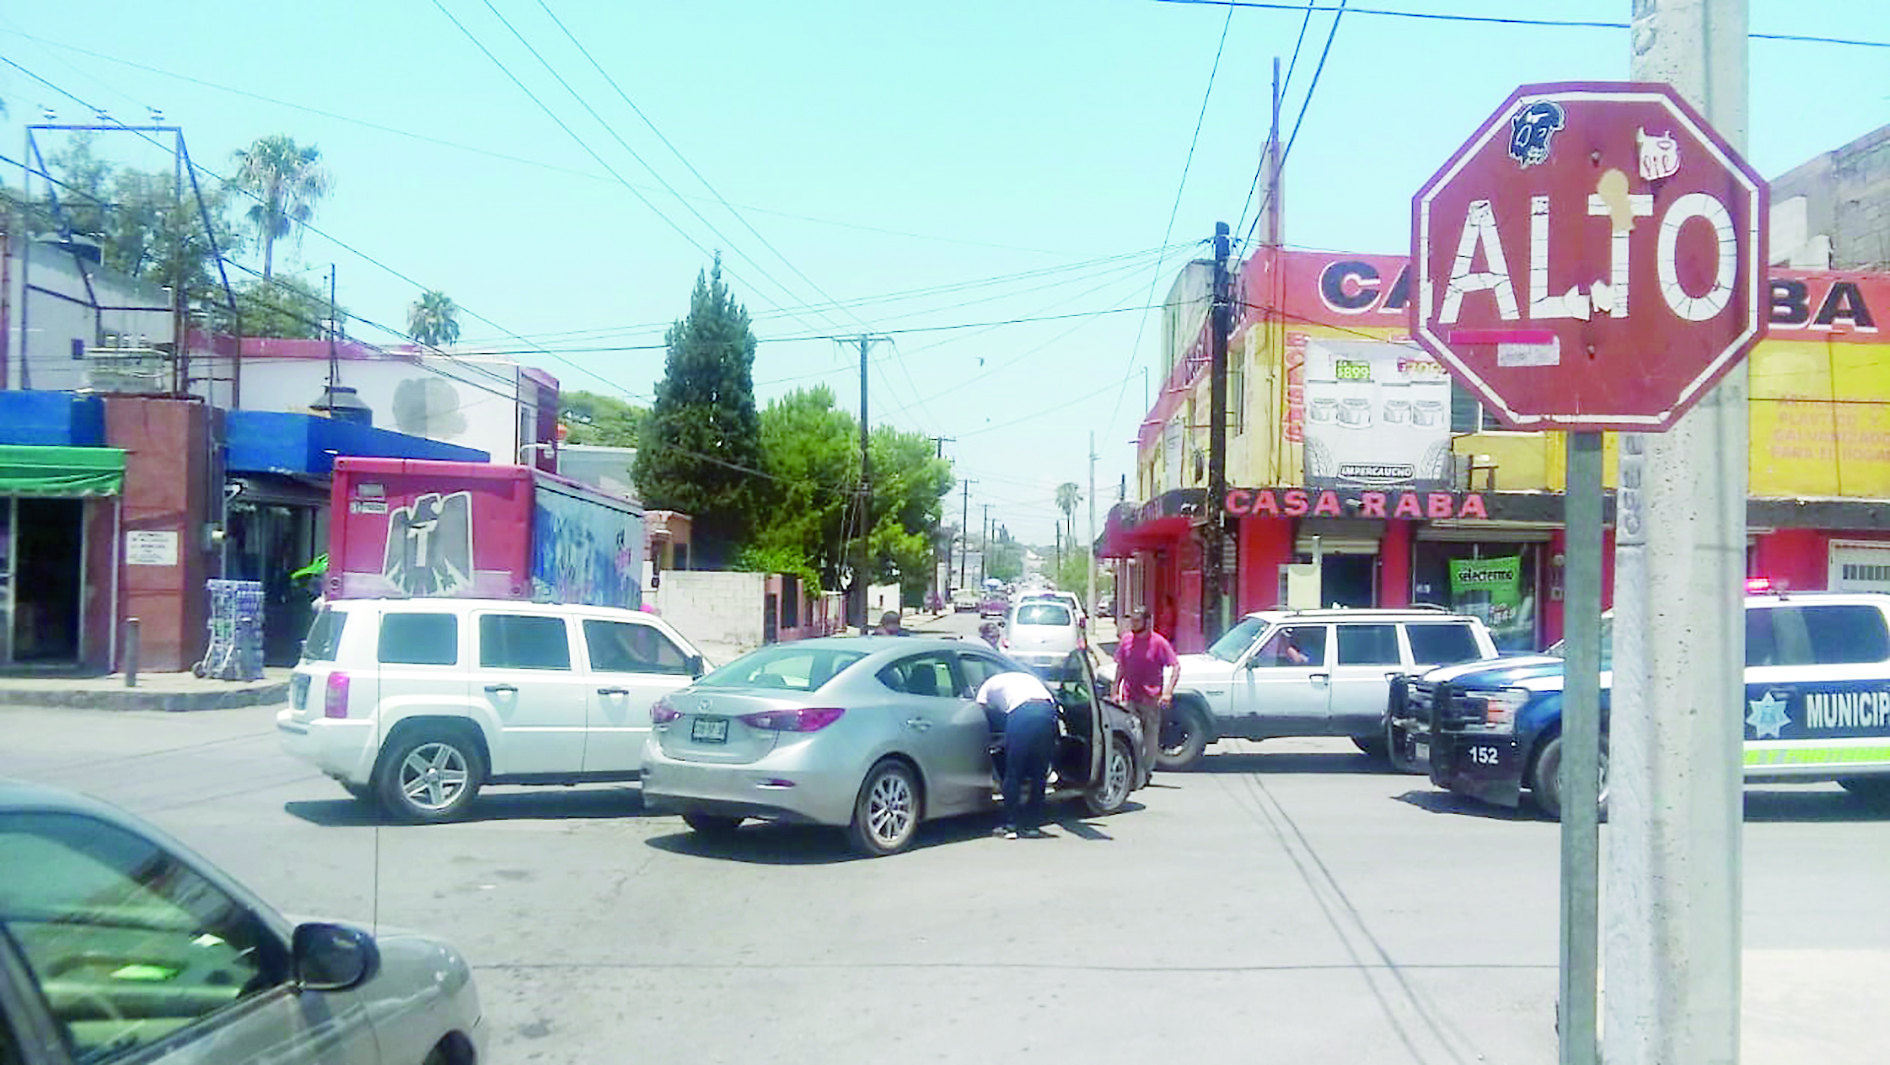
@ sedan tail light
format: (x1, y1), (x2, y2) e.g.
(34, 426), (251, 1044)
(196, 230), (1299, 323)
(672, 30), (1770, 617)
(739, 708), (845, 732)
(650, 696), (681, 724)
(324, 673), (351, 719)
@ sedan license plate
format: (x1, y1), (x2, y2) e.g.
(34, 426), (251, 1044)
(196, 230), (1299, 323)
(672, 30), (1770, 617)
(691, 717), (730, 744)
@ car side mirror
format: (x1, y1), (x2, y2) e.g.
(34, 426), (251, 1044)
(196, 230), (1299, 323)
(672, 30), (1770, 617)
(686, 654), (706, 678)
(292, 922), (380, 993)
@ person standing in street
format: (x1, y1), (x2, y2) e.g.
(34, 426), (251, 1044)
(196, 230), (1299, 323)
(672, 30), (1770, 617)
(1114, 605), (1177, 787)
(975, 669), (1060, 839)
(977, 620), (1003, 649)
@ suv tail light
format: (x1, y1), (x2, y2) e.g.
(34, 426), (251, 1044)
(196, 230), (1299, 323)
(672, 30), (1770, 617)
(739, 708), (845, 732)
(324, 673), (351, 719)
(650, 696), (681, 724)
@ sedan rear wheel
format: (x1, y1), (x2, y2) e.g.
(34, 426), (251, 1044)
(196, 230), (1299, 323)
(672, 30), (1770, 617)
(1083, 736), (1135, 817)
(848, 760), (921, 857)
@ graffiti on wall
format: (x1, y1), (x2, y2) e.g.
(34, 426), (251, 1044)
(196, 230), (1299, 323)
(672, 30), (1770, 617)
(530, 487), (643, 610)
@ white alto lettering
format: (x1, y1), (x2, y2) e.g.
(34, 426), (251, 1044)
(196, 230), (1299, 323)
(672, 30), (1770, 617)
(1439, 200), (1519, 324)
(1529, 196), (1589, 321)
(1657, 192), (1738, 322)
(1585, 191), (1654, 317)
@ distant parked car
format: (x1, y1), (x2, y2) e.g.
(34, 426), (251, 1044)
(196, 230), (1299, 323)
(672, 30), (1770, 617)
(1004, 599), (1085, 672)
(0, 780), (484, 1065)
(641, 637), (1144, 856)
(952, 589), (979, 613)
(279, 597), (708, 821)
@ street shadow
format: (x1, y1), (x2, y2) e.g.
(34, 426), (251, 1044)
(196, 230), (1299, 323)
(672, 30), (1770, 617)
(1742, 788), (1890, 823)
(1186, 750), (1389, 776)
(283, 785), (658, 827)
(645, 798), (1126, 864)
(1392, 788), (1543, 821)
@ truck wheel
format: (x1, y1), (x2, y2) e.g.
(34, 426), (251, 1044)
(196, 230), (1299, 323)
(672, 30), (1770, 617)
(376, 727), (485, 823)
(1157, 706), (1208, 772)
(1838, 777), (1890, 806)
(1352, 734), (1389, 760)
(1385, 718), (1421, 775)
(1530, 735), (1608, 822)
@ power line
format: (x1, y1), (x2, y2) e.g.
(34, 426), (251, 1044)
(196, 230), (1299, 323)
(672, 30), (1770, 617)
(1241, 0), (1348, 252)
(1109, 3), (1238, 438)
(1142, 0), (1890, 47)
(0, 29), (1073, 257)
(1232, 0), (1315, 241)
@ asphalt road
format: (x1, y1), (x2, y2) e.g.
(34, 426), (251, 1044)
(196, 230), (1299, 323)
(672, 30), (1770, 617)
(2, 611), (1884, 1065)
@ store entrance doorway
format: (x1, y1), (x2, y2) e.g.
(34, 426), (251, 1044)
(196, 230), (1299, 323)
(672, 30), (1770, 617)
(5, 498), (85, 666)
(1322, 554), (1376, 608)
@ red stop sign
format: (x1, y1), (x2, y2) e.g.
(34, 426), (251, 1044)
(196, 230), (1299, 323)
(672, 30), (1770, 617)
(1410, 82), (1768, 431)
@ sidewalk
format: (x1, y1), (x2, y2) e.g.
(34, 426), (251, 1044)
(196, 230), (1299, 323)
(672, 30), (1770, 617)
(0, 668), (293, 713)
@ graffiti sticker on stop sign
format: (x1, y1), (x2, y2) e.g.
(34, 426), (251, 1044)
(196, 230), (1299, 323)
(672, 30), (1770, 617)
(1411, 82), (1768, 431)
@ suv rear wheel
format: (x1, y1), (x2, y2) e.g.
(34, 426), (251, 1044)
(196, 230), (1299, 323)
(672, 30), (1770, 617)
(377, 727), (486, 823)
(1157, 704), (1208, 771)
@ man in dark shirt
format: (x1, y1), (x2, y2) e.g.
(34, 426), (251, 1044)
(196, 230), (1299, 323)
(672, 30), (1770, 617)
(1114, 605), (1178, 787)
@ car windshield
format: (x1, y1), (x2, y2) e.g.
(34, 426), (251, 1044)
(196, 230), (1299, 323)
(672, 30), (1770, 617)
(1546, 617), (1614, 671)
(1015, 603), (1072, 626)
(1206, 616), (1267, 662)
(694, 645), (868, 692)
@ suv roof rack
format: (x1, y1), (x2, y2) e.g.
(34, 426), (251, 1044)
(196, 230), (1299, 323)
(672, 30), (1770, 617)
(1281, 603), (1454, 617)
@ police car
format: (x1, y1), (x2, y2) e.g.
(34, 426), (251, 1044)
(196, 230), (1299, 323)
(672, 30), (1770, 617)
(1390, 589), (1890, 818)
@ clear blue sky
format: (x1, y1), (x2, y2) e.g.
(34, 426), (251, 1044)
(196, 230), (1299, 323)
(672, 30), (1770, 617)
(2, 1), (1885, 545)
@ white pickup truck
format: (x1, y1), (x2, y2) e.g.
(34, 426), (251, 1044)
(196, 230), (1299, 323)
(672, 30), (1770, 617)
(1104, 607), (1498, 770)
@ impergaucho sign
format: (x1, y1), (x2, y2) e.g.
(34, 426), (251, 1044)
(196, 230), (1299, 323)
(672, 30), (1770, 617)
(1410, 82), (1768, 431)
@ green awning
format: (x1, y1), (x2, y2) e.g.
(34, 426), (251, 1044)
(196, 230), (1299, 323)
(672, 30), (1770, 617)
(0, 445), (127, 497)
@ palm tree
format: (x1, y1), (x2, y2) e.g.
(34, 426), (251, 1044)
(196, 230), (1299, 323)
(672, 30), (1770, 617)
(1055, 482), (1082, 551)
(408, 289), (461, 348)
(231, 135), (331, 279)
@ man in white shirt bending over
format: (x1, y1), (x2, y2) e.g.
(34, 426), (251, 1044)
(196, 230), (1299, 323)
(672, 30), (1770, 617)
(976, 670), (1060, 839)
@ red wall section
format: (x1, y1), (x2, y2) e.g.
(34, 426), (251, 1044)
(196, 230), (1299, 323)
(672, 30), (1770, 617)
(1754, 527), (1829, 591)
(1379, 521), (1412, 608)
(107, 397), (217, 672)
(1237, 517), (1293, 613)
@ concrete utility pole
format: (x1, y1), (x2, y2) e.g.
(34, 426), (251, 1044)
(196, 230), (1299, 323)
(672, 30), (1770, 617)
(1202, 221), (1233, 643)
(848, 334), (888, 630)
(980, 504), (993, 586)
(1607, 4), (1749, 1064)
(1087, 431), (1098, 622)
(958, 479), (975, 594)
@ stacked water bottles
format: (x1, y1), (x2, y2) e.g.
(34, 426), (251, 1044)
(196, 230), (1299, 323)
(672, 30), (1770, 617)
(198, 579), (266, 681)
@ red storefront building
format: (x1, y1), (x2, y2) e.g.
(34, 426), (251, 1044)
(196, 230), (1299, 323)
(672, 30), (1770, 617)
(1102, 249), (1890, 654)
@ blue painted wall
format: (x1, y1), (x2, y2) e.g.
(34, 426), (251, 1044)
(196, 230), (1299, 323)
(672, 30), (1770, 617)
(227, 410), (489, 475)
(0, 392), (107, 446)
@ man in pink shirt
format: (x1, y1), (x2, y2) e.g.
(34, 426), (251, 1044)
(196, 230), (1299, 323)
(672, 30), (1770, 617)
(1114, 605), (1178, 786)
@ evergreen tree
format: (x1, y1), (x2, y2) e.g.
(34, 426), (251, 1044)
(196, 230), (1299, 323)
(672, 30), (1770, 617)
(633, 258), (764, 566)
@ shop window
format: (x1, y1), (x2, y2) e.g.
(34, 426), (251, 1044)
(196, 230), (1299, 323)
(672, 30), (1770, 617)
(1450, 380), (1498, 434)
(1336, 624), (1402, 666)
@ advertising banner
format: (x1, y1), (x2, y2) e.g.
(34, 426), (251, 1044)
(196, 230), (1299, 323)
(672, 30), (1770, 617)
(1301, 338), (1453, 489)
(1450, 555), (1532, 650)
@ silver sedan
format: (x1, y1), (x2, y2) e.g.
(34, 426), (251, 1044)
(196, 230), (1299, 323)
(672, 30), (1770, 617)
(640, 636), (1142, 856)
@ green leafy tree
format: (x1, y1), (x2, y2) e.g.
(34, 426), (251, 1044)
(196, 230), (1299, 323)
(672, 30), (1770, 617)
(45, 133), (245, 321)
(231, 134), (330, 279)
(865, 424), (955, 605)
(408, 289), (460, 347)
(743, 385), (856, 587)
(633, 259), (765, 566)
(233, 273), (335, 339)
(559, 390), (647, 448)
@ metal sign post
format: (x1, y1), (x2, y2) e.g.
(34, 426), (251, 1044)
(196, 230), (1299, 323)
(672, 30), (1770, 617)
(1411, 77), (1767, 1065)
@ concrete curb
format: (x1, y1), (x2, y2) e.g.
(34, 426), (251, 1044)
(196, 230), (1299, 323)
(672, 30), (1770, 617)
(0, 682), (290, 713)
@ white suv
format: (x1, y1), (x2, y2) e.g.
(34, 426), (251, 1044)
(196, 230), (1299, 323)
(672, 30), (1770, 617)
(277, 598), (708, 821)
(1107, 607), (1498, 770)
